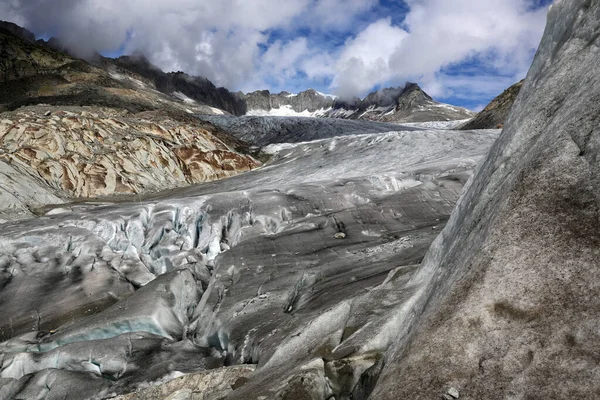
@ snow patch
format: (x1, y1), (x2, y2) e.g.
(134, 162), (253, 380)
(246, 105), (333, 118)
(399, 119), (471, 130)
(209, 107), (225, 115)
(173, 92), (197, 104)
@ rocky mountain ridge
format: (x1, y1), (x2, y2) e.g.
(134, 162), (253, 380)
(242, 82), (476, 123)
(460, 80), (524, 130)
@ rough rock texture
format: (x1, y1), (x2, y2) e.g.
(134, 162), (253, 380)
(105, 53), (247, 116)
(0, 106), (259, 200)
(114, 365), (256, 400)
(241, 88), (335, 114)
(370, 1), (600, 398)
(243, 83), (475, 123)
(0, 125), (498, 399)
(460, 80), (524, 130)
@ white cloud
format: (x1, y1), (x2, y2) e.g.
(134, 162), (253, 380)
(310, 0), (378, 31)
(328, 0), (548, 100)
(332, 18), (408, 98)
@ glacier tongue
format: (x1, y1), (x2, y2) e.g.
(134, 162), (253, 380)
(0, 122), (498, 399)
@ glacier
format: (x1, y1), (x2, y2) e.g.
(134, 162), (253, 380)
(0, 120), (498, 399)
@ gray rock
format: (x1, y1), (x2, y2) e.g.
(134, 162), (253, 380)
(447, 387), (460, 398)
(370, 1), (600, 398)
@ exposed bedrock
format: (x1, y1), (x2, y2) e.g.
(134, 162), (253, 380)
(370, 1), (600, 398)
(0, 107), (260, 200)
(0, 127), (497, 399)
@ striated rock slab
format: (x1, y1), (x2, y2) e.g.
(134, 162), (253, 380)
(0, 106), (260, 200)
(370, 1), (600, 398)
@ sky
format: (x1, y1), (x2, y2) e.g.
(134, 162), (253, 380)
(1, 0), (553, 110)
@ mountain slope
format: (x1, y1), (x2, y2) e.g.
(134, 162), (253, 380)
(370, 1), (600, 398)
(242, 83), (475, 123)
(103, 53), (247, 116)
(0, 20), (245, 116)
(0, 22), (260, 220)
(460, 80), (524, 130)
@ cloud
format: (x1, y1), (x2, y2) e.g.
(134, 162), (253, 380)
(3, 0), (550, 105)
(329, 0), (549, 100)
(332, 18), (408, 98)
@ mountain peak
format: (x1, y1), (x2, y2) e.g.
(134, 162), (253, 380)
(0, 20), (35, 43)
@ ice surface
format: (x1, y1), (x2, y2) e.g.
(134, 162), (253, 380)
(0, 116), (498, 398)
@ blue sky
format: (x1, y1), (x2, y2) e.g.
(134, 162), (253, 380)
(4, 0), (553, 110)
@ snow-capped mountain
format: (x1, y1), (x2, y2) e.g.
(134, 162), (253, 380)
(241, 82), (476, 123)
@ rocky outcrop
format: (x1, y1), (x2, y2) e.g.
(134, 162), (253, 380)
(0, 106), (259, 200)
(369, 1), (600, 398)
(0, 24), (75, 83)
(0, 160), (64, 222)
(0, 20), (36, 43)
(242, 83), (475, 123)
(460, 80), (524, 130)
(114, 365), (256, 400)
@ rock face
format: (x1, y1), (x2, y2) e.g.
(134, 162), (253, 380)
(242, 83), (475, 123)
(369, 1), (600, 398)
(105, 53), (247, 116)
(114, 365), (256, 400)
(0, 106), (259, 199)
(0, 124), (498, 399)
(0, 160), (64, 223)
(0, 20), (36, 43)
(460, 80), (524, 130)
